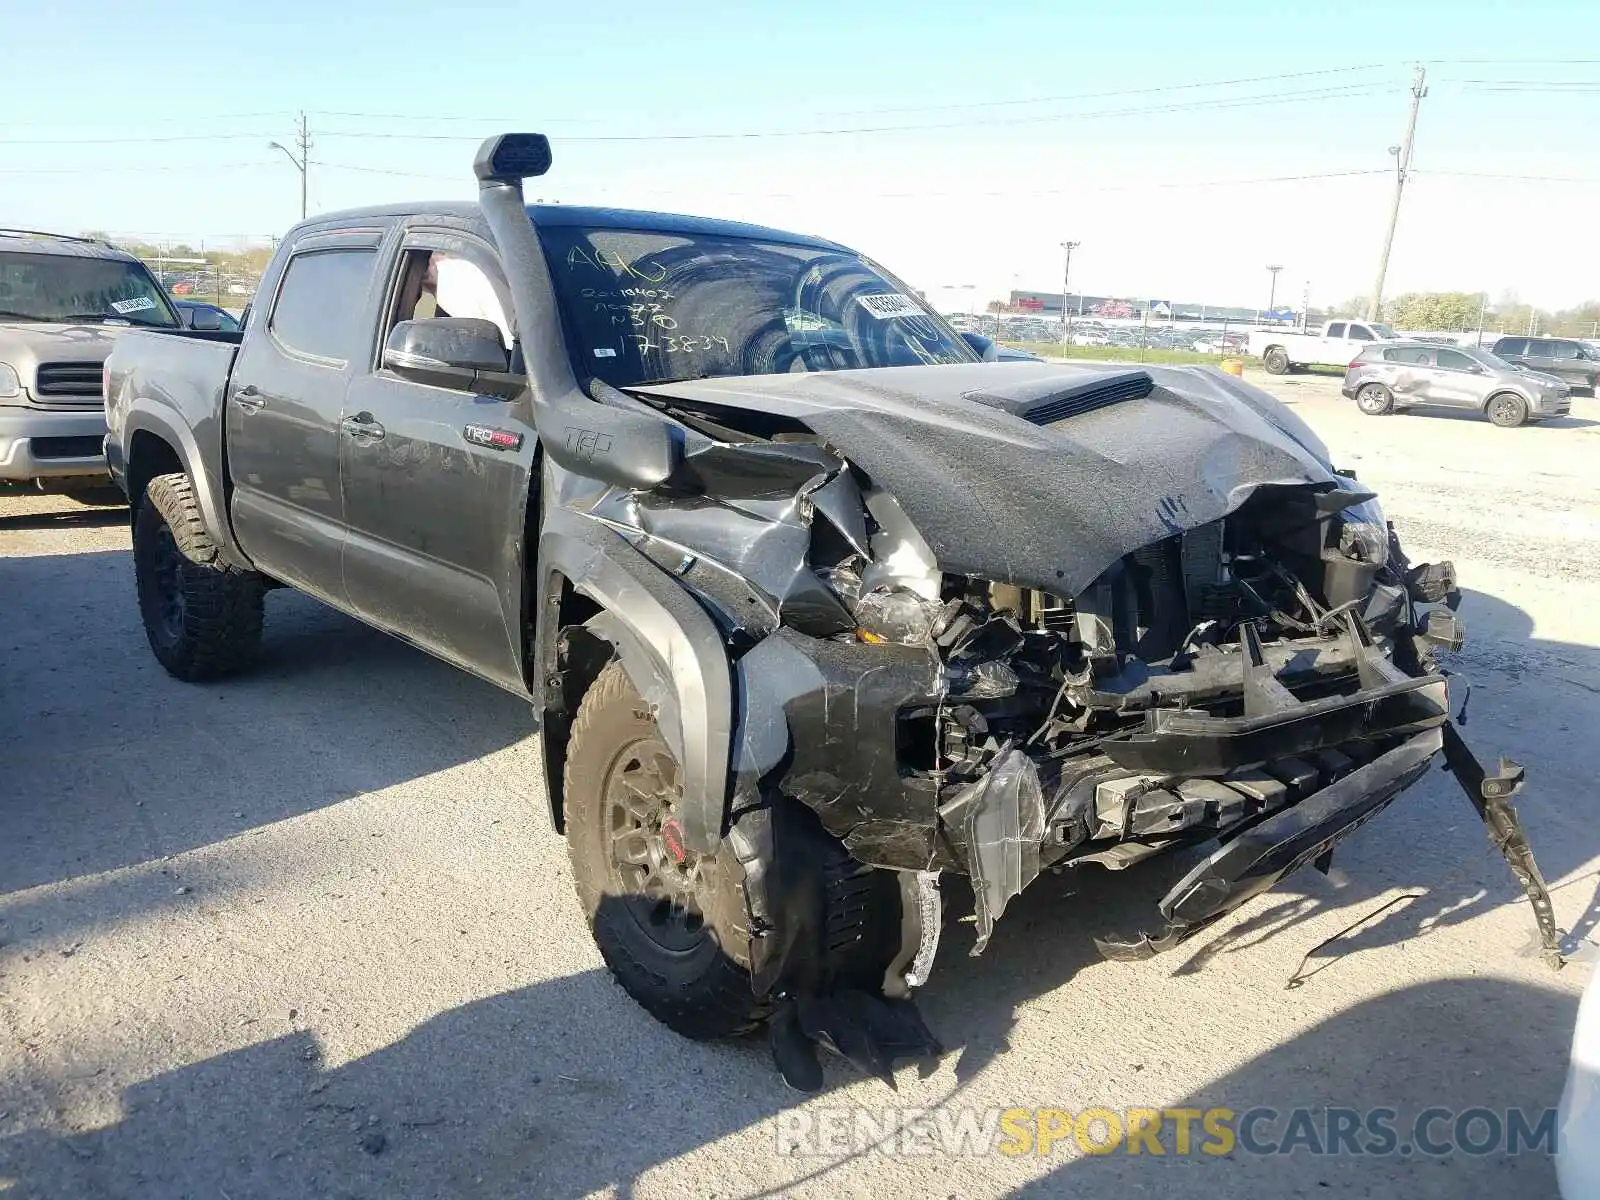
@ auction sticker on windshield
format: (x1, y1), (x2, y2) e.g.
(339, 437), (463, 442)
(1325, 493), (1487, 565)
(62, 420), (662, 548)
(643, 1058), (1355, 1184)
(856, 293), (924, 320)
(110, 297), (156, 315)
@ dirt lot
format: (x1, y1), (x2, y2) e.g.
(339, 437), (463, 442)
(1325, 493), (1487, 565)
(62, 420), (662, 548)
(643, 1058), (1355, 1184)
(3, 372), (1598, 1198)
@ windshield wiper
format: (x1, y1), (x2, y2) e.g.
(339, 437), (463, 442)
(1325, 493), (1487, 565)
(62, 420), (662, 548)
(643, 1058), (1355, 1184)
(0, 310), (51, 321)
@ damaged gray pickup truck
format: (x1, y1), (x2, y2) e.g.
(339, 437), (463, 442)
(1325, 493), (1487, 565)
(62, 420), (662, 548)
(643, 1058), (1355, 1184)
(104, 134), (1565, 1090)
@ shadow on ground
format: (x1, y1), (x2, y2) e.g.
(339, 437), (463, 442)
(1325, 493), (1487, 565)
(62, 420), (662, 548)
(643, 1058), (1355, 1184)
(0, 505), (128, 532)
(1388, 404), (1599, 431)
(0, 548), (535, 902)
(1010, 975), (1575, 1198)
(2, 539), (1597, 1196)
(0, 939), (1575, 1198)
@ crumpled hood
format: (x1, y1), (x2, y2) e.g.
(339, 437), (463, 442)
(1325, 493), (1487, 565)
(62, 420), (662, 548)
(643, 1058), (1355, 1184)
(0, 322), (127, 393)
(637, 361), (1342, 596)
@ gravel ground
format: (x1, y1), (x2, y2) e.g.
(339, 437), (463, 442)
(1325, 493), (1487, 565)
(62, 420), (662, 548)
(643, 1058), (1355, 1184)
(2, 374), (1597, 1198)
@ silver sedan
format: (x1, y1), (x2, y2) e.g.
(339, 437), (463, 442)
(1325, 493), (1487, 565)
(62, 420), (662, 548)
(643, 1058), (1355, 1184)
(1342, 341), (1571, 428)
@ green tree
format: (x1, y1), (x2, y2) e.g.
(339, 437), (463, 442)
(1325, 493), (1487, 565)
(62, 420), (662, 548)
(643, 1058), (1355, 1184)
(1383, 292), (1484, 331)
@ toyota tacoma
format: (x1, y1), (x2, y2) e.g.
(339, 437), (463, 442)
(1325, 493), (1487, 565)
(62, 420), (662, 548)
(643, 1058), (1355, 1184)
(104, 134), (1565, 1090)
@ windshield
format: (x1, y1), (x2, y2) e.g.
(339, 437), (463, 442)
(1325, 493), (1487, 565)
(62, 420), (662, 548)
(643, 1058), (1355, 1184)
(1462, 346), (1512, 370)
(537, 224), (977, 388)
(0, 251), (178, 327)
(1370, 323), (1398, 338)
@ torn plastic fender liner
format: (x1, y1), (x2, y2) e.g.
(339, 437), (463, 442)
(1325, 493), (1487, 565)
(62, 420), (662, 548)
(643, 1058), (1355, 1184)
(535, 510), (733, 854)
(731, 627), (946, 871)
(938, 748), (1046, 955)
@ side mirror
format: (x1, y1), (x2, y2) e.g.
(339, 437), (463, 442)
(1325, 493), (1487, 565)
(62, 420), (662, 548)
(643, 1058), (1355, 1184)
(188, 307), (223, 331)
(383, 317), (515, 394)
(960, 331), (999, 361)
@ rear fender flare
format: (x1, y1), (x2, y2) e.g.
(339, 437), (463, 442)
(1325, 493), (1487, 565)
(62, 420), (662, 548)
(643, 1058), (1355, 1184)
(536, 509), (732, 854)
(120, 402), (250, 569)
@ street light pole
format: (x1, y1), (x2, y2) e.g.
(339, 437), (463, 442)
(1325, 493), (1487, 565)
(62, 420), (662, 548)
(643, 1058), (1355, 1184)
(268, 111), (311, 221)
(1266, 264), (1283, 321)
(1059, 240), (1079, 343)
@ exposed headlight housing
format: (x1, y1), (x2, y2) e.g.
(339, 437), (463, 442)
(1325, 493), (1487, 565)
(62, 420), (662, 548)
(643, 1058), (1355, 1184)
(0, 363), (21, 400)
(1337, 520), (1388, 567)
(1334, 496), (1388, 568)
(854, 586), (948, 645)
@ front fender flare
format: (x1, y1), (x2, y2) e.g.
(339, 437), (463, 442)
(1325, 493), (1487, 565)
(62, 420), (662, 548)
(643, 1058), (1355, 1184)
(537, 509), (732, 854)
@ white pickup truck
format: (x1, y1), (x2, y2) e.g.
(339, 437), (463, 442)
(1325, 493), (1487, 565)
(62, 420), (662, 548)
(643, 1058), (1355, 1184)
(1249, 319), (1399, 375)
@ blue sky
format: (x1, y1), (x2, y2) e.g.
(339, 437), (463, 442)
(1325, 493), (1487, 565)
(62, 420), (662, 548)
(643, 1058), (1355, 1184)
(5, 0), (1599, 312)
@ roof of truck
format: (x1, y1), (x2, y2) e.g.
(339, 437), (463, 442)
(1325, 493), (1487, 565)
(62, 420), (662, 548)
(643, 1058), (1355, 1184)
(297, 201), (849, 253)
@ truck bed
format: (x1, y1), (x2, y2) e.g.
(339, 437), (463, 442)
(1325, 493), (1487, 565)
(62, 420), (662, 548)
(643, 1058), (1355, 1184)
(104, 327), (243, 526)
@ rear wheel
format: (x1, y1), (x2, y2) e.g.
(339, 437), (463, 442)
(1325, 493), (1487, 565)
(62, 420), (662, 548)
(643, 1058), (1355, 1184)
(564, 661), (898, 1040)
(1487, 392), (1529, 428)
(133, 472), (265, 681)
(1262, 347), (1290, 375)
(1356, 383), (1395, 416)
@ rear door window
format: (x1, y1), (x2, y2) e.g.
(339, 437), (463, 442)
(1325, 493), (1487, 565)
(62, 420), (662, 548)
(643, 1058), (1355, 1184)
(1495, 338), (1526, 356)
(1326, 322), (1347, 338)
(269, 248), (377, 364)
(1435, 348), (1476, 371)
(1384, 346), (1433, 365)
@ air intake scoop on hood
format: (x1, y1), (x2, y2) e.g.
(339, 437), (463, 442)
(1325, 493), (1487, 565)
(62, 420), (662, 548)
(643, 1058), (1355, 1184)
(963, 370), (1154, 425)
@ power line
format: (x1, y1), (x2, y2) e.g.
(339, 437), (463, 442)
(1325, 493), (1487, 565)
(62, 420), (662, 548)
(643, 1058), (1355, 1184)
(0, 110), (293, 130)
(314, 83), (1394, 143)
(1416, 169), (1600, 183)
(0, 131), (275, 146)
(0, 161), (274, 175)
(312, 160), (1388, 198)
(311, 64), (1396, 125)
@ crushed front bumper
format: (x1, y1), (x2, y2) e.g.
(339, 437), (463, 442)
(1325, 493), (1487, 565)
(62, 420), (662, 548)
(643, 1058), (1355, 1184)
(1095, 726), (1442, 956)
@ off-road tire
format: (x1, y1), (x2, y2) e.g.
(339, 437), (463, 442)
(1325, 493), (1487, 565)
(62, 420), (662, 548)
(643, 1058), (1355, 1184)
(564, 660), (897, 1041)
(134, 472), (265, 681)
(1356, 383), (1395, 416)
(1486, 392), (1529, 428)
(1262, 347), (1290, 375)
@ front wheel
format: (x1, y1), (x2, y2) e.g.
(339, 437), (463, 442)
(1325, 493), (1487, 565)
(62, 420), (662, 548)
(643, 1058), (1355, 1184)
(133, 472), (265, 681)
(1356, 383), (1395, 416)
(1262, 347), (1290, 375)
(1487, 393), (1529, 428)
(564, 661), (899, 1041)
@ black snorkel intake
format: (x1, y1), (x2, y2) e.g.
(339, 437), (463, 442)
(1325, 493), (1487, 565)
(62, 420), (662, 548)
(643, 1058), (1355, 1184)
(473, 133), (682, 490)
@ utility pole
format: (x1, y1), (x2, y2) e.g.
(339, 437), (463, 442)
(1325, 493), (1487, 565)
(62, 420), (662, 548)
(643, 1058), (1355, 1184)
(268, 112), (311, 221)
(1266, 264), (1283, 321)
(1367, 65), (1427, 322)
(1060, 240), (1079, 342)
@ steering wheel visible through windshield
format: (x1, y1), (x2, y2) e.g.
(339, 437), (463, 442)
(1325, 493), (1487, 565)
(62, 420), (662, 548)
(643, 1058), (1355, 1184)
(537, 224), (977, 388)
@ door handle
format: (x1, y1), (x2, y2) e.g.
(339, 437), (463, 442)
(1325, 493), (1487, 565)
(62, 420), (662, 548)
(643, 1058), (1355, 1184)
(341, 414), (386, 441)
(232, 383), (265, 412)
